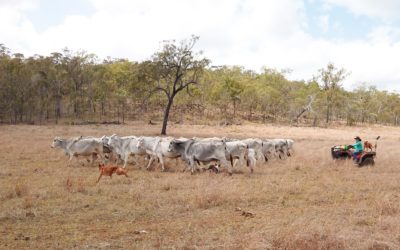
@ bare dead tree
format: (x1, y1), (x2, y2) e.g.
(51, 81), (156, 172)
(293, 95), (315, 123)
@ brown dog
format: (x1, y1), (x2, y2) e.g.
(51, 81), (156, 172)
(97, 163), (128, 183)
(364, 141), (373, 151)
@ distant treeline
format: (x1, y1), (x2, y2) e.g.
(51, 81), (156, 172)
(1, 42), (399, 127)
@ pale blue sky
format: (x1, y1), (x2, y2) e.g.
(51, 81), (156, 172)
(26, 0), (95, 32)
(1, 0), (400, 90)
(305, 1), (371, 39)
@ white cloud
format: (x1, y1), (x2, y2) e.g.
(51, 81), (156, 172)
(325, 0), (400, 21)
(0, 0), (40, 54)
(0, 0), (38, 9)
(368, 25), (400, 44)
(1, 0), (400, 91)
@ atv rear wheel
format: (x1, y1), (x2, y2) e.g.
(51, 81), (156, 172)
(358, 157), (375, 167)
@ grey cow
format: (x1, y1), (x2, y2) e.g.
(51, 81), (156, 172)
(168, 139), (233, 175)
(106, 134), (147, 168)
(51, 136), (104, 166)
(136, 136), (182, 171)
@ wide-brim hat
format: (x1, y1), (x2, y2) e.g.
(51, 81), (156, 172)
(354, 136), (361, 140)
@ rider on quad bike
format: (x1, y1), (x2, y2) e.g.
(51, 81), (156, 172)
(349, 136), (363, 163)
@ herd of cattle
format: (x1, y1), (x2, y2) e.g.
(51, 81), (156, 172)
(51, 135), (294, 175)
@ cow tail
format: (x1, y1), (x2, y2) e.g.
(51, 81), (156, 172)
(230, 154), (233, 167)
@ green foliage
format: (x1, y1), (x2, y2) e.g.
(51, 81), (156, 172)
(0, 42), (399, 127)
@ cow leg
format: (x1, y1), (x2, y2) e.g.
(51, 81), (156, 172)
(194, 160), (201, 172)
(280, 150), (286, 159)
(90, 153), (98, 166)
(146, 155), (156, 170)
(143, 155), (149, 166)
(115, 154), (122, 165)
(220, 158), (233, 175)
(123, 154), (129, 168)
(158, 154), (165, 171)
(189, 158), (196, 174)
(68, 153), (78, 167)
(249, 159), (255, 173)
(257, 152), (265, 164)
(98, 152), (105, 164)
(249, 156), (256, 173)
(181, 160), (189, 172)
(67, 154), (73, 167)
(226, 164), (233, 175)
(131, 154), (138, 166)
(239, 154), (245, 167)
(232, 158), (239, 168)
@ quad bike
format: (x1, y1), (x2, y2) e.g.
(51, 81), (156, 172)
(331, 136), (380, 167)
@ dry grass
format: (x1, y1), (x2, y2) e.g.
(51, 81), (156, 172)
(1, 122), (400, 249)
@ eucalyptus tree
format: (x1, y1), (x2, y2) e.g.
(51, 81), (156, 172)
(316, 63), (349, 123)
(148, 36), (210, 135)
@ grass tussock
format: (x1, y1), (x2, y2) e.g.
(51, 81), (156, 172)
(15, 182), (29, 197)
(193, 190), (228, 209)
(64, 177), (87, 194)
(375, 196), (399, 216)
(271, 231), (346, 250)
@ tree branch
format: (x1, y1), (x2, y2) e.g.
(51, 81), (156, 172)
(293, 95), (315, 122)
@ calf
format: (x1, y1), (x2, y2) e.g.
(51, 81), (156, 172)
(96, 163), (128, 183)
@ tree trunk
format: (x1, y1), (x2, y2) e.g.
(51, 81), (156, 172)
(313, 115), (318, 127)
(361, 111), (364, 123)
(326, 104), (331, 123)
(161, 97), (174, 135)
(55, 95), (61, 124)
(46, 104), (50, 121)
(117, 104), (120, 123)
(233, 99), (236, 122)
(248, 105), (252, 120)
(122, 102), (125, 124)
